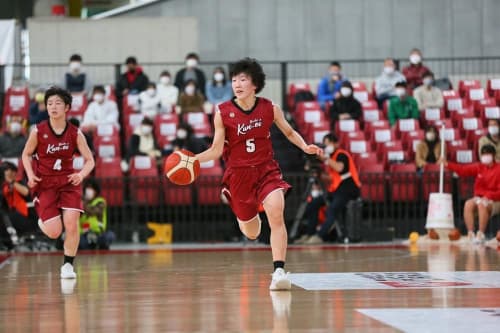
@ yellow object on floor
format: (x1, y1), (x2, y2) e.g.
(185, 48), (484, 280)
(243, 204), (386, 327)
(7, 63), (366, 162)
(147, 222), (173, 244)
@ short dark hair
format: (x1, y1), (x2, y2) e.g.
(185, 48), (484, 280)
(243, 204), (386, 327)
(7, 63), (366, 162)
(422, 71), (434, 79)
(229, 57), (266, 94)
(1, 161), (17, 172)
(147, 82), (156, 89)
(69, 54), (82, 62)
(341, 80), (353, 89)
(184, 79), (198, 88)
(126, 56), (137, 65)
(323, 133), (338, 143)
(44, 86), (72, 106)
(160, 70), (171, 77)
(92, 85), (105, 94)
(487, 118), (500, 126)
(480, 144), (496, 155)
(395, 81), (407, 88)
(330, 61), (341, 68)
(84, 178), (101, 196)
(185, 52), (199, 61)
(141, 117), (154, 126)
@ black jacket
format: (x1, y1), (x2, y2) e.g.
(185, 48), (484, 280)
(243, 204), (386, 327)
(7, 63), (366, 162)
(115, 68), (149, 98)
(174, 68), (207, 95)
(329, 97), (362, 122)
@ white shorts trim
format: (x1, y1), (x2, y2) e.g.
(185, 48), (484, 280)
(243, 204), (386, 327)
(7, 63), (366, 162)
(61, 207), (84, 213)
(41, 215), (62, 224)
(237, 214), (260, 224)
(262, 187), (285, 205)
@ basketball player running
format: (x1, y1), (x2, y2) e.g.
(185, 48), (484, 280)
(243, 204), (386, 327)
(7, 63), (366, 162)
(196, 58), (322, 290)
(22, 86), (95, 279)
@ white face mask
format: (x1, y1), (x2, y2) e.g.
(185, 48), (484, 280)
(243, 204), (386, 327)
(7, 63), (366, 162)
(340, 87), (352, 97)
(185, 85), (196, 95)
(324, 145), (335, 156)
(69, 61), (81, 72)
(425, 132), (436, 141)
(488, 125), (499, 136)
(214, 72), (224, 82)
(395, 88), (406, 97)
(9, 122), (22, 135)
(186, 58), (198, 68)
(85, 188), (96, 200)
(93, 93), (104, 103)
(147, 88), (156, 97)
(409, 54), (421, 65)
(176, 129), (187, 139)
(141, 125), (153, 135)
(311, 189), (322, 198)
(480, 154), (493, 165)
(160, 76), (170, 85)
(423, 78), (433, 86)
(383, 66), (395, 75)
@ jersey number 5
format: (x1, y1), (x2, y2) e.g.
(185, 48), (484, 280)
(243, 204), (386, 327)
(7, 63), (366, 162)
(246, 139), (255, 153)
(53, 159), (62, 171)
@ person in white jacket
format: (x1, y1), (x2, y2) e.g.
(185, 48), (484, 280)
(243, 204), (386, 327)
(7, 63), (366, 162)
(82, 85), (120, 132)
(157, 71), (179, 113)
(374, 58), (406, 109)
(139, 82), (162, 118)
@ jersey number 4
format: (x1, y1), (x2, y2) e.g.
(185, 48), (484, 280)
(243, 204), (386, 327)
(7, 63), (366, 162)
(53, 159), (62, 171)
(246, 139), (255, 153)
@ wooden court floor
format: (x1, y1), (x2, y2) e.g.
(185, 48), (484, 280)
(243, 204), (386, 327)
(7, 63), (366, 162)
(1, 242), (499, 332)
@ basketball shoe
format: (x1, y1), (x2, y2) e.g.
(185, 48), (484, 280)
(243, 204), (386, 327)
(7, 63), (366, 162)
(269, 268), (291, 290)
(61, 279), (77, 295)
(474, 231), (485, 244)
(61, 263), (77, 279)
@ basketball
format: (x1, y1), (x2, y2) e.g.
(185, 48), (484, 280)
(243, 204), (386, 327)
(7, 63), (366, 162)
(164, 149), (200, 185)
(428, 228), (439, 240)
(448, 228), (461, 241)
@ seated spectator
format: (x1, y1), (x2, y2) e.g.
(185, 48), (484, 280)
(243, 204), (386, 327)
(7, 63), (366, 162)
(172, 123), (208, 154)
(329, 81), (362, 128)
(61, 54), (92, 95)
(317, 61), (346, 108)
(157, 71), (179, 113)
(402, 48), (431, 91)
(174, 52), (207, 95)
(0, 119), (27, 158)
(128, 117), (162, 160)
(413, 71), (444, 110)
(115, 56), (150, 100)
(388, 81), (419, 127)
(205, 67), (233, 106)
(478, 119), (500, 161)
(374, 58), (406, 109)
(177, 80), (205, 114)
(440, 144), (500, 244)
(138, 82), (162, 118)
(415, 126), (443, 170)
(81, 85), (120, 133)
(28, 89), (48, 126)
(79, 179), (114, 250)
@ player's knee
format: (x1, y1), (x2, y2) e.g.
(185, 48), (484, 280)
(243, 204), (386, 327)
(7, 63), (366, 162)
(45, 228), (62, 239)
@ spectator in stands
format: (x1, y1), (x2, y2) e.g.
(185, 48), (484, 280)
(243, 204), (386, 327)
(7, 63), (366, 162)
(128, 117), (162, 160)
(172, 123), (208, 154)
(317, 61), (346, 108)
(174, 52), (207, 95)
(138, 82), (162, 118)
(28, 89), (48, 125)
(177, 79), (205, 114)
(415, 126), (443, 170)
(304, 133), (361, 244)
(79, 179), (114, 250)
(413, 71), (444, 111)
(157, 71), (179, 113)
(478, 119), (500, 161)
(81, 85), (120, 133)
(0, 119), (27, 158)
(329, 81), (362, 128)
(440, 144), (500, 244)
(374, 58), (406, 109)
(61, 54), (92, 95)
(115, 56), (150, 99)
(402, 48), (431, 91)
(388, 81), (419, 127)
(205, 67), (233, 106)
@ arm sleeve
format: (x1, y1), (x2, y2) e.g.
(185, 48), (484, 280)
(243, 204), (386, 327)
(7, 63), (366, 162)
(317, 78), (333, 103)
(388, 99), (397, 126)
(351, 100), (362, 120)
(446, 161), (480, 177)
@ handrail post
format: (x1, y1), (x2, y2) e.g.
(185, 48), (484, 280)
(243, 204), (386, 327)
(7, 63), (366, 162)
(280, 62), (287, 110)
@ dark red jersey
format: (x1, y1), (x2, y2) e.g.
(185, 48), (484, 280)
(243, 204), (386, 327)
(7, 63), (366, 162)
(219, 97), (275, 168)
(34, 121), (79, 177)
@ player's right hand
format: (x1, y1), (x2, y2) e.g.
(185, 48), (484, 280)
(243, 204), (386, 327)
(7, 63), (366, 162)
(27, 175), (42, 188)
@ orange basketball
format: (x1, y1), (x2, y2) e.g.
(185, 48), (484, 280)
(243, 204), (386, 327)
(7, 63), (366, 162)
(428, 228), (439, 240)
(164, 149), (200, 185)
(448, 228), (461, 241)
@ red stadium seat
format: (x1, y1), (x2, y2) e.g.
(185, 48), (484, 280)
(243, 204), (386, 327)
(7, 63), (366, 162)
(389, 163), (418, 201)
(401, 130), (424, 152)
(68, 93), (87, 121)
(183, 112), (212, 138)
(95, 157), (124, 206)
(359, 163), (386, 202)
(362, 109), (383, 123)
(353, 91), (371, 103)
(396, 119), (420, 138)
(479, 106), (500, 124)
(348, 139), (371, 154)
(196, 159), (224, 205)
(446, 97), (466, 114)
(129, 156), (159, 205)
(155, 113), (179, 150)
(458, 79), (481, 98)
(422, 108), (445, 125)
(466, 88), (487, 106)
(287, 82), (312, 110)
(361, 100), (378, 111)
(3, 86), (30, 124)
(354, 152), (378, 167)
(486, 78), (500, 97)
(94, 135), (121, 158)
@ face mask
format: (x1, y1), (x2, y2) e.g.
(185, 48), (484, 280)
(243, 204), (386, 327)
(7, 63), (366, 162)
(324, 145), (335, 156)
(311, 190), (322, 198)
(69, 61), (81, 72)
(9, 122), (22, 135)
(488, 126), (499, 136)
(93, 93), (104, 103)
(185, 85), (196, 95)
(425, 132), (436, 141)
(409, 54), (421, 65)
(186, 58), (198, 68)
(147, 88), (156, 97)
(141, 125), (153, 135)
(340, 87), (352, 97)
(35, 92), (45, 103)
(480, 154), (493, 165)
(423, 78), (433, 86)
(383, 66), (395, 75)
(214, 73), (224, 82)
(176, 129), (188, 139)
(85, 188), (96, 200)
(160, 76), (170, 85)
(395, 88), (406, 97)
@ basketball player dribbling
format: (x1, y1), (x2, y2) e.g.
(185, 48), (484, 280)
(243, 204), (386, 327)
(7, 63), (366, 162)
(22, 87), (95, 279)
(196, 58), (322, 290)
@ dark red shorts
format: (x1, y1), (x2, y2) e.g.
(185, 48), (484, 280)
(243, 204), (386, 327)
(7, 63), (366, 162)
(32, 176), (83, 223)
(221, 160), (291, 221)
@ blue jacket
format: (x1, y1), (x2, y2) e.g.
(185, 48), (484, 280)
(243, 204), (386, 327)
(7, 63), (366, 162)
(317, 75), (345, 104)
(205, 81), (233, 104)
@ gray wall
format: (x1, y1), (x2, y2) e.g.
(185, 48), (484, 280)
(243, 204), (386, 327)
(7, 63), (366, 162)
(115, 0), (500, 61)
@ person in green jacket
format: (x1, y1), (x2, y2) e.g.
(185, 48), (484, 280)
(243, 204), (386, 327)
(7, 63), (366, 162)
(79, 179), (114, 250)
(388, 81), (420, 127)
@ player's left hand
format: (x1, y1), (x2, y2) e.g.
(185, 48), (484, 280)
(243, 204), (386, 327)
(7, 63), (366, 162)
(68, 173), (84, 186)
(304, 144), (323, 156)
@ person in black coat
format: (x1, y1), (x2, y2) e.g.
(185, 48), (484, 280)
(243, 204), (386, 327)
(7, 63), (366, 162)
(329, 81), (362, 129)
(115, 56), (150, 99)
(174, 53), (207, 96)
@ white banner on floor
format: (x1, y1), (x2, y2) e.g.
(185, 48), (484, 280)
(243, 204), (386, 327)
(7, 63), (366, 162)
(0, 19), (15, 89)
(289, 271), (500, 290)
